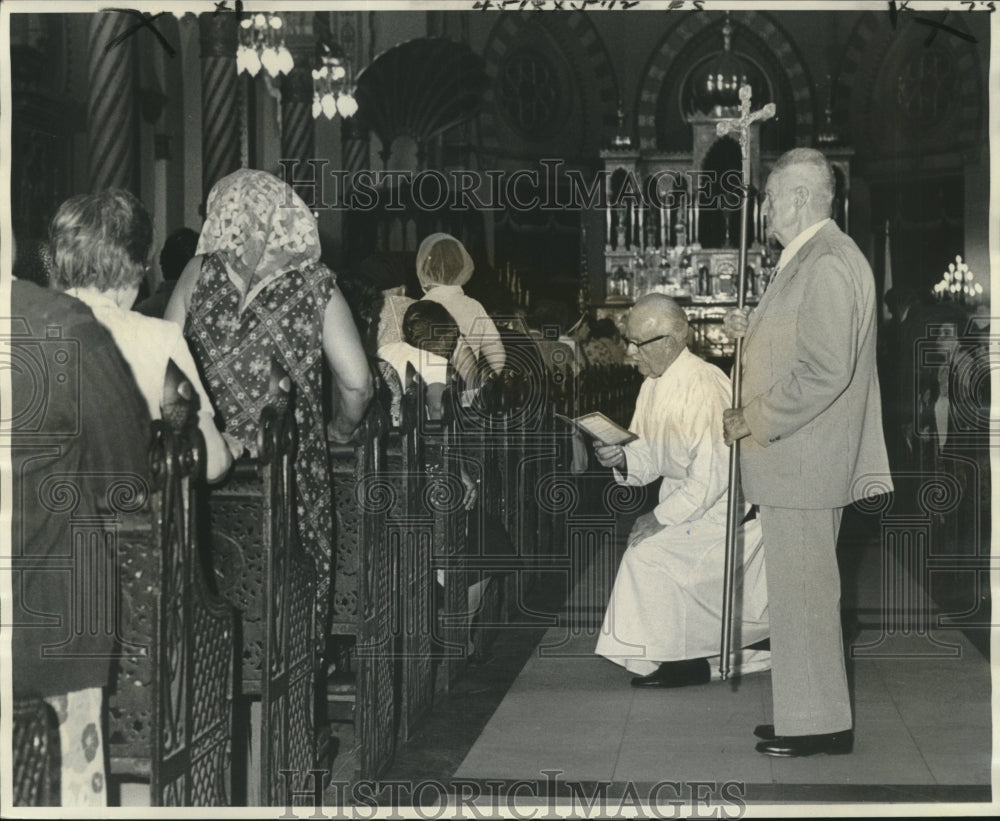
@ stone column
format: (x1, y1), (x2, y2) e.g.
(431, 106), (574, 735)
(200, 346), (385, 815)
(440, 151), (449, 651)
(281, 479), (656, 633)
(88, 12), (136, 192)
(198, 13), (240, 200)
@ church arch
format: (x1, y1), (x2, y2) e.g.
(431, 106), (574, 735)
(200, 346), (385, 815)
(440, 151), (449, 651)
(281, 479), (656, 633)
(636, 11), (813, 152)
(479, 12), (619, 160)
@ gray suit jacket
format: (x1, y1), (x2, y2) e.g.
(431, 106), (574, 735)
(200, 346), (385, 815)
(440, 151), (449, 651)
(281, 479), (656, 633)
(740, 221), (892, 509)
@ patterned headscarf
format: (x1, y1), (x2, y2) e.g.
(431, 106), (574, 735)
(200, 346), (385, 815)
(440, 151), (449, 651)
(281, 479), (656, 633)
(416, 232), (474, 291)
(197, 169), (321, 306)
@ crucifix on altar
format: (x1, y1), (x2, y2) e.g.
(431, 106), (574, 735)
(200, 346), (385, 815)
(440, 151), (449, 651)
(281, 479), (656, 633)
(713, 84), (776, 248)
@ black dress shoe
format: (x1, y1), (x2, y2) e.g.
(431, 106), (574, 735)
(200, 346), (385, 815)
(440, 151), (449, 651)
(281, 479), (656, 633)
(755, 729), (854, 757)
(753, 723), (775, 740)
(631, 658), (711, 688)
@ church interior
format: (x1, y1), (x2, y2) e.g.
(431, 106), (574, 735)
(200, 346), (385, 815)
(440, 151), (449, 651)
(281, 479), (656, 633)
(6, 4), (994, 812)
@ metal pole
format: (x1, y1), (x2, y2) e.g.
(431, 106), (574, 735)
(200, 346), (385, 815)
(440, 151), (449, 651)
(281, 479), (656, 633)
(719, 183), (751, 681)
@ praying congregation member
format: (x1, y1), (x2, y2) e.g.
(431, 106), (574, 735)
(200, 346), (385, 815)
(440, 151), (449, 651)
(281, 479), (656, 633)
(165, 168), (373, 646)
(594, 294), (770, 687)
(379, 299), (466, 419)
(417, 233), (506, 375)
(134, 227), (199, 318)
(357, 250), (419, 349)
(49, 189), (232, 483)
(11, 278), (151, 806)
(723, 148), (891, 757)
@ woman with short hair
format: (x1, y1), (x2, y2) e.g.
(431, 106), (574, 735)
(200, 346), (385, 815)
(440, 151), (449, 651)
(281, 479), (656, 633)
(50, 188), (232, 483)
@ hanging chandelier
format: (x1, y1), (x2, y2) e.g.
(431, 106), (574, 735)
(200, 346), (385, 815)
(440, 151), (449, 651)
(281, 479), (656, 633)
(312, 44), (358, 120)
(236, 13), (294, 78)
(689, 12), (751, 118)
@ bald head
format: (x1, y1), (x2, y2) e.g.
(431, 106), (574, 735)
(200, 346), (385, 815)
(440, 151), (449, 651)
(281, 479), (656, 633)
(625, 295), (689, 378)
(630, 293), (689, 337)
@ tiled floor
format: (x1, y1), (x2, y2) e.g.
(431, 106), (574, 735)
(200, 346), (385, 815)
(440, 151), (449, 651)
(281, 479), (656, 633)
(342, 503), (992, 810)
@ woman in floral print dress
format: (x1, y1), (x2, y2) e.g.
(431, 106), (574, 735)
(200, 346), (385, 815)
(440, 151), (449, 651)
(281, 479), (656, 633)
(166, 169), (372, 643)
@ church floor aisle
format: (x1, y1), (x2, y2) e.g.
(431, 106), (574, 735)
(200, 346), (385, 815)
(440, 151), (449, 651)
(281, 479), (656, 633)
(349, 506), (991, 808)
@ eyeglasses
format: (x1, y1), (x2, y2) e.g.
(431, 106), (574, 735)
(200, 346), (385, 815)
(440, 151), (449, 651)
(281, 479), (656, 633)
(623, 334), (671, 349)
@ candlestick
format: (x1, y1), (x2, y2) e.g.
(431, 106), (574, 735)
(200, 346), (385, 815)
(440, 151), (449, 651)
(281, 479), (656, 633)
(660, 206), (667, 249)
(638, 202), (644, 250)
(666, 207), (672, 248)
(630, 203), (637, 249)
(606, 204), (612, 247)
(693, 198), (699, 244)
(753, 198), (759, 244)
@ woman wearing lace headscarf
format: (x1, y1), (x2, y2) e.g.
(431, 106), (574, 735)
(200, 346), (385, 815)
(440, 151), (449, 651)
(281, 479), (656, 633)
(416, 233), (506, 374)
(165, 169), (373, 639)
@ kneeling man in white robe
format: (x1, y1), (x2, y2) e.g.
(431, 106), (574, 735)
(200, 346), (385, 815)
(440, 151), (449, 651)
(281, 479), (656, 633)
(594, 294), (770, 687)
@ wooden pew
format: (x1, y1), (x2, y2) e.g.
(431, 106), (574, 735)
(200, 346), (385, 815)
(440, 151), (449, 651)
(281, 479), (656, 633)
(328, 401), (397, 780)
(108, 361), (236, 806)
(392, 366), (436, 740)
(204, 360), (318, 805)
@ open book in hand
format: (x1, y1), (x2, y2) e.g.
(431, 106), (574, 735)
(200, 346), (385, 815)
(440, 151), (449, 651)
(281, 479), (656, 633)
(554, 411), (638, 446)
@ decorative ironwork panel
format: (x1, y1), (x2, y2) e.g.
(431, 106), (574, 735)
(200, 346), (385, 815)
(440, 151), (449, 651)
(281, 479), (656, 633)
(108, 361), (236, 806)
(205, 362), (318, 806)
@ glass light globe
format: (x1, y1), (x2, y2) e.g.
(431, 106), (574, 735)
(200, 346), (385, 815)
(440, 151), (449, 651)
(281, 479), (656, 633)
(261, 47), (280, 77)
(254, 13), (267, 27)
(238, 47), (262, 78)
(975, 283), (983, 294)
(336, 93), (358, 118)
(321, 93), (337, 119)
(277, 47), (294, 75)
(240, 18), (252, 29)
(331, 64), (346, 81)
(270, 15), (283, 29)
(312, 98), (322, 118)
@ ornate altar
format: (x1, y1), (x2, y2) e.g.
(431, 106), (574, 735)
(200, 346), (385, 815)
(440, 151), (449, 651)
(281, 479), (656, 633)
(595, 13), (850, 362)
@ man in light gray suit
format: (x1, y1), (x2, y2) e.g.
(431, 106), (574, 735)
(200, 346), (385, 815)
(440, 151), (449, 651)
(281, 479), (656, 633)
(723, 148), (891, 757)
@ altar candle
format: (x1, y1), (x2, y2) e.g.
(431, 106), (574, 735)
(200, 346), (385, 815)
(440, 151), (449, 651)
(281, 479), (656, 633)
(660, 206), (667, 249)
(666, 206), (672, 247)
(693, 199), (699, 244)
(638, 202), (644, 249)
(606, 204), (612, 246)
(753, 198), (759, 243)
(630, 203), (637, 249)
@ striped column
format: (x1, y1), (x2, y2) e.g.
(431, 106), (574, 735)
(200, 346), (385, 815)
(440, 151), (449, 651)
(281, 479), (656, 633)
(87, 12), (136, 192)
(198, 13), (240, 198)
(341, 116), (369, 177)
(280, 59), (315, 169)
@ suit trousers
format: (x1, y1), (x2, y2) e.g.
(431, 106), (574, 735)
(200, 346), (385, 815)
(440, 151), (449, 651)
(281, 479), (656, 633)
(760, 505), (852, 736)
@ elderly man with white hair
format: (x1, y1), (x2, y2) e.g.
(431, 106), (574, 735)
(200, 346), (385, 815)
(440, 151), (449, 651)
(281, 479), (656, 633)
(594, 294), (770, 688)
(723, 148), (890, 757)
